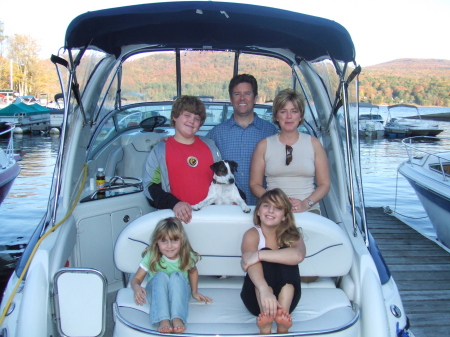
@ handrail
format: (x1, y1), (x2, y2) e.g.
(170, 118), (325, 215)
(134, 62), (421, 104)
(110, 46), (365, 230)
(402, 136), (450, 181)
(0, 126), (16, 166)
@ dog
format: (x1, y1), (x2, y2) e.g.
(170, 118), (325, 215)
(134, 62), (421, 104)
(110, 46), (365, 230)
(192, 160), (251, 213)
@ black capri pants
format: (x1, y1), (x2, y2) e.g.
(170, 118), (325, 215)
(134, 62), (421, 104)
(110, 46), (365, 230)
(240, 247), (301, 316)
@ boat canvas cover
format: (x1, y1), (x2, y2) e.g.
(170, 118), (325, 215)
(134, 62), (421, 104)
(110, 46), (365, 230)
(0, 102), (51, 115)
(65, 1), (355, 62)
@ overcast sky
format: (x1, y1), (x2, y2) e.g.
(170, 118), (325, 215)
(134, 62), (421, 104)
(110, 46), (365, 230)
(1, 0), (449, 67)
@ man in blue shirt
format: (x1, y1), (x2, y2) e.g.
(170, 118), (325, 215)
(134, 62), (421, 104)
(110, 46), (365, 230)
(207, 74), (278, 205)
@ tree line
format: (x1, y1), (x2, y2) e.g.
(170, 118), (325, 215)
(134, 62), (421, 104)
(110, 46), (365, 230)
(1, 21), (448, 108)
(359, 59), (450, 107)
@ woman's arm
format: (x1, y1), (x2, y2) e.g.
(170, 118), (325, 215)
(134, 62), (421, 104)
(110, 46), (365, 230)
(188, 266), (212, 303)
(131, 267), (148, 305)
(249, 139), (268, 199)
(307, 137), (330, 208)
(289, 136), (330, 212)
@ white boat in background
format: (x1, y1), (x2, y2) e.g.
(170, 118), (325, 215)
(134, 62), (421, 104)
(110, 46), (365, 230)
(358, 103), (384, 137)
(384, 104), (443, 138)
(398, 136), (450, 248)
(0, 125), (20, 205)
(0, 2), (410, 337)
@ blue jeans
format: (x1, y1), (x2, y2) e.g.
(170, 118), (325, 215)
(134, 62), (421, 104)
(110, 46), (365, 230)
(146, 272), (191, 326)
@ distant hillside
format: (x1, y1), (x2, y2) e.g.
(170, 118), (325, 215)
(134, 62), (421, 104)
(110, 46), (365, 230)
(363, 58), (450, 78)
(359, 59), (450, 106)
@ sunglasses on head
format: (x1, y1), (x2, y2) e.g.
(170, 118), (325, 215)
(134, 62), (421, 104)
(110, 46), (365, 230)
(286, 145), (293, 166)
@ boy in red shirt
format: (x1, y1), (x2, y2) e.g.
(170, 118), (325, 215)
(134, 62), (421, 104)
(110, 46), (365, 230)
(143, 96), (221, 223)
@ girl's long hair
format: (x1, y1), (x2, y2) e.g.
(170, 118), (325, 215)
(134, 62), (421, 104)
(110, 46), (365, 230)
(141, 217), (199, 272)
(253, 188), (301, 247)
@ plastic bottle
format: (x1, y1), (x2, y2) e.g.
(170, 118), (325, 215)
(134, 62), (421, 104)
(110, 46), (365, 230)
(96, 168), (106, 198)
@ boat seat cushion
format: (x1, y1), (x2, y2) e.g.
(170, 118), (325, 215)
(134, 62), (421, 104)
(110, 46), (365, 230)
(114, 205), (353, 278)
(114, 280), (357, 334)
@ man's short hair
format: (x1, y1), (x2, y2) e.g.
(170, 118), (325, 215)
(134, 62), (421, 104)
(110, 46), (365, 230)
(171, 95), (207, 126)
(228, 74), (258, 98)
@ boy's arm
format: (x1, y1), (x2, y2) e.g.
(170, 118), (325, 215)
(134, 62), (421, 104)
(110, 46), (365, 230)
(188, 266), (212, 303)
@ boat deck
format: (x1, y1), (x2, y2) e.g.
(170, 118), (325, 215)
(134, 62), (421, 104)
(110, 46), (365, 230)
(367, 207), (450, 337)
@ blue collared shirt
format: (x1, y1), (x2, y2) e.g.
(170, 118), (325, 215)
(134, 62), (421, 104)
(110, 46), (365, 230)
(207, 113), (278, 205)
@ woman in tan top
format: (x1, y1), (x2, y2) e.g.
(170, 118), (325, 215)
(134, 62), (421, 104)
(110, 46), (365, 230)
(250, 89), (330, 214)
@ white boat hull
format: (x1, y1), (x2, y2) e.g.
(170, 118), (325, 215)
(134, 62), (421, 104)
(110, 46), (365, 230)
(398, 139), (450, 248)
(399, 162), (450, 248)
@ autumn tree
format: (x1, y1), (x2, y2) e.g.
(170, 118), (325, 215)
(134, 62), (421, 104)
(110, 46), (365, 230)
(7, 34), (43, 96)
(0, 21), (9, 90)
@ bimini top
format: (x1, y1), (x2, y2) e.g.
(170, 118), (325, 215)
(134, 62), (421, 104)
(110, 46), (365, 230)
(65, 1), (356, 63)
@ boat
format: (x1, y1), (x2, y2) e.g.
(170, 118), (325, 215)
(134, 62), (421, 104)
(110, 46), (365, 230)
(0, 100), (51, 133)
(48, 94), (64, 133)
(0, 2), (411, 337)
(384, 104), (443, 138)
(398, 136), (450, 248)
(358, 103), (384, 137)
(0, 125), (20, 205)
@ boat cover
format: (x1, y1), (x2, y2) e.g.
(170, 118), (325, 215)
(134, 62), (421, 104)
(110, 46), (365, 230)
(65, 1), (355, 62)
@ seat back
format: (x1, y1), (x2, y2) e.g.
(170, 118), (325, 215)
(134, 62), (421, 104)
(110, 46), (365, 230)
(114, 206), (353, 277)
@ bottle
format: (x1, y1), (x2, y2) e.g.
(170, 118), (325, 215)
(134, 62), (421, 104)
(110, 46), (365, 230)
(96, 168), (106, 198)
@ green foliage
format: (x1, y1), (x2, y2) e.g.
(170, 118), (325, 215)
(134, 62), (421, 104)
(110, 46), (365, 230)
(360, 59), (450, 107)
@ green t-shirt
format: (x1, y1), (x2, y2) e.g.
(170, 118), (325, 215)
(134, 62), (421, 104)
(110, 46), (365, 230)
(140, 251), (196, 282)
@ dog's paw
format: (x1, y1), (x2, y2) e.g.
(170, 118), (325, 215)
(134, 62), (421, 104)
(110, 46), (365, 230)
(192, 205), (201, 211)
(243, 207), (251, 213)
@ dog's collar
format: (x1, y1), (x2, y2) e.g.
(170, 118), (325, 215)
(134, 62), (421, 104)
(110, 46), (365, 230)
(213, 179), (228, 185)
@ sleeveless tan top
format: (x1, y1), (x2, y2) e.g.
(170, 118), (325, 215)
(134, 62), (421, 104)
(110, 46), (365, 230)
(265, 133), (319, 212)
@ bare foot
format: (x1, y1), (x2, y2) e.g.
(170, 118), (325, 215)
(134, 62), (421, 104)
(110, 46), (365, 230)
(158, 319), (173, 333)
(172, 318), (187, 333)
(275, 309), (292, 333)
(257, 312), (274, 334)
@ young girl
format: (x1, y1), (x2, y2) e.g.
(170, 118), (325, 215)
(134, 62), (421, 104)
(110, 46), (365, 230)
(131, 217), (212, 333)
(240, 188), (305, 334)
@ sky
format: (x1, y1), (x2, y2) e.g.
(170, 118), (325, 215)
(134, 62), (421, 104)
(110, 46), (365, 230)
(1, 0), (449, 67)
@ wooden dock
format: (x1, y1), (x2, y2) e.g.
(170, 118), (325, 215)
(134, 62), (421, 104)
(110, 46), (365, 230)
(366, 207), (450, 336)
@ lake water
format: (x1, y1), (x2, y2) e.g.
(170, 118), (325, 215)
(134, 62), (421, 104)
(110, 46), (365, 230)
(1, 106), (450, 289)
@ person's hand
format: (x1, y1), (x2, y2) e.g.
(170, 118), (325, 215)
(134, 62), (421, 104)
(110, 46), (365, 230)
(258, 286), (282, 318)
(133, 286), (147, 305)
(241, 251), (260, 271)
(289, 197), (306, 213)
(192, 292), (213, 304)
(173, 202), (192, 223)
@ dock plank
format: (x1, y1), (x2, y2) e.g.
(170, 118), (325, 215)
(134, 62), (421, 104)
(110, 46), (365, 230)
(366, 207), (450, 337)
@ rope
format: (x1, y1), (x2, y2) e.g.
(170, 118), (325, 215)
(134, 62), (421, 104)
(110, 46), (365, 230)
(0, 164), (88, 326)
(383, 170), (428, 220)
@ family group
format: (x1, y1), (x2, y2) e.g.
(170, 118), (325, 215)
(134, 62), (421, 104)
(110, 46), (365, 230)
(133, 74), (331, 334)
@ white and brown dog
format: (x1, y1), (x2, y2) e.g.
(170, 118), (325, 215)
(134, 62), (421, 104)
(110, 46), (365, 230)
(192, 160), (251, 213)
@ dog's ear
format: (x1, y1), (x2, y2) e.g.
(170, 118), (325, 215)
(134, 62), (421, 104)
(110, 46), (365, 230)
(227, 160), (238, 173)
(210, 161), (222, 171)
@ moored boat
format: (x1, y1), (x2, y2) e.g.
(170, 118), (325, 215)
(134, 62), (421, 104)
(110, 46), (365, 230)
(0, 100), (51, 133)
(0, 2), (410, 337)
(384, 104), (443, 138)
(0, 125), (20, 205)
(398, 136), (450, 248)
(358, 103), (384, 137)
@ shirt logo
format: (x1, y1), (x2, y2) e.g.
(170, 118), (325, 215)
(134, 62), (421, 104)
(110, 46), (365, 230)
(187, 156), (198, 167)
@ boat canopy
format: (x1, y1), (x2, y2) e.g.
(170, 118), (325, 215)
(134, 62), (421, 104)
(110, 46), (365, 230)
(0, 102), (51, 115)
(65, 1), (356, 62)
